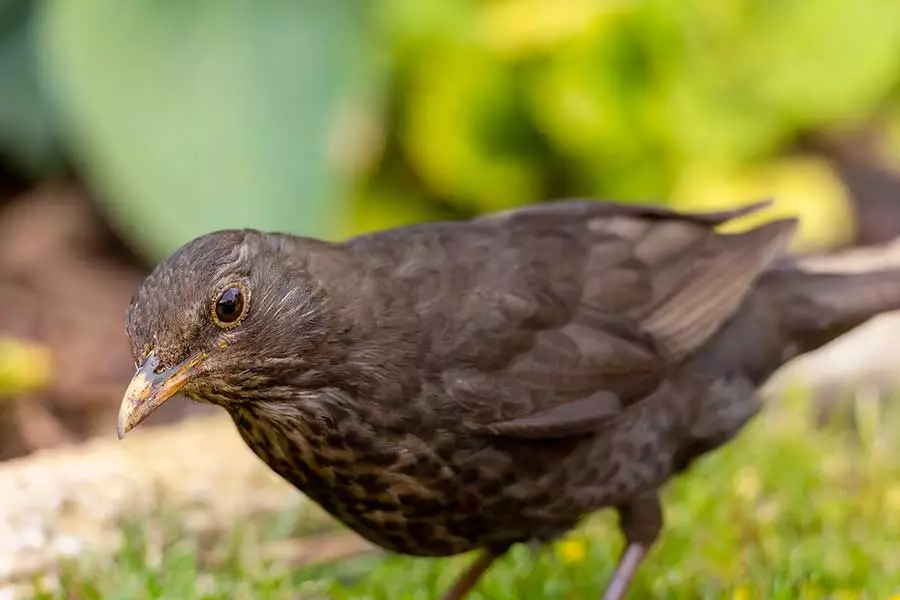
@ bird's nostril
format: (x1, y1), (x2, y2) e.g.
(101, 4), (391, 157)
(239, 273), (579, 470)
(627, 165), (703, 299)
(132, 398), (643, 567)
(140, 351), (164, 374)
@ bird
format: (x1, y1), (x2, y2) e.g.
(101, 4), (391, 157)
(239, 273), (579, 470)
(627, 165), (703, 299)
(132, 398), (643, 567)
(117, 198), (900, 599)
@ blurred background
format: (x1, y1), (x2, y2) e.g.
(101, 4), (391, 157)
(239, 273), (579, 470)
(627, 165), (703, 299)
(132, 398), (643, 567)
(3, 0), (900, 462)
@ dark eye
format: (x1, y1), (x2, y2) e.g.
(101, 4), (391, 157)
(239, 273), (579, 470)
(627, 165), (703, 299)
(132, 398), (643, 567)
(214, 286), (246, 326)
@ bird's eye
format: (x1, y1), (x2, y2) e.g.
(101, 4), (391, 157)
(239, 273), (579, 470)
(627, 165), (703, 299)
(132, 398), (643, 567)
(213, 286), (247, 327)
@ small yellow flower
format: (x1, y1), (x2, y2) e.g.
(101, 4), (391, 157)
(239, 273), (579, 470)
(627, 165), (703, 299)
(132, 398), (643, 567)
(731, 586), (751, 600)
(556, 538), (587, 564)
(886, 594), (900, 600)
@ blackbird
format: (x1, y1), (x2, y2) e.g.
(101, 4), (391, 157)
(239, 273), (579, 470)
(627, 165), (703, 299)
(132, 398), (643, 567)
(117, 199), (900, 599)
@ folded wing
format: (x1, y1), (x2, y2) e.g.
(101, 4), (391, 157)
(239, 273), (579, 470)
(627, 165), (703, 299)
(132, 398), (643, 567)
(450, 200), (797, 439)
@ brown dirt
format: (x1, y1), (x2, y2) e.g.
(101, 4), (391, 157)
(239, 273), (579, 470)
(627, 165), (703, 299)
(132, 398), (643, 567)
(0, 184), (208, 461)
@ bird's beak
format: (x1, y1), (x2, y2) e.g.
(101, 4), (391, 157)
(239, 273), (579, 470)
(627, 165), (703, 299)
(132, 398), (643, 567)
(117, 351), (206, 439)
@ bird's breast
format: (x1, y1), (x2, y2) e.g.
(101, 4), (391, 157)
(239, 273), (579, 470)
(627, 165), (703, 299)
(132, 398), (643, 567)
(225, 394), (687, 558)
(227, 404), (490, 556)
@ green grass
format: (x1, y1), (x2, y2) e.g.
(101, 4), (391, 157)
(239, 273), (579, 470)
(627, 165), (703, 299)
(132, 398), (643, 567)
(28, 392), (900, 599)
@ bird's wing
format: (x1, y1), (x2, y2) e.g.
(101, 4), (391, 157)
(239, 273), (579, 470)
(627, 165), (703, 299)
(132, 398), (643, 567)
(444, 200), (797, 440)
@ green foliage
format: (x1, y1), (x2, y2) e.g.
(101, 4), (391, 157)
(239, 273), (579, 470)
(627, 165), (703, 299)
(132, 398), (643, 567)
(351, 0), (900, 243)
(32, 393), (900, 598)
(0, 1), (899, 254)
(34, 1), (370, 260)
(0, 0), (62, 176)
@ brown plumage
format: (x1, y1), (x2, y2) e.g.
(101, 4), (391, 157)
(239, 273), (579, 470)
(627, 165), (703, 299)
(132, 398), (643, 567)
(117, 199), (900, 599)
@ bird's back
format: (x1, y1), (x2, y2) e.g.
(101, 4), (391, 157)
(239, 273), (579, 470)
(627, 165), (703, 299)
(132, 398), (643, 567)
(340, 199), (796, 419)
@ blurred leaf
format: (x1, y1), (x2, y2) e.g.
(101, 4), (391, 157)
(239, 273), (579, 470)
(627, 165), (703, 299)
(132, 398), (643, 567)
(36, 1), (369, 260)
(641, 0), (787, 170)
(378, 0), (474, 49)
(31, 0), (900, 248)
(0, 336), (52, 398)
(403, 45), (545, 212)
(671, 155), (857, 252)
(527, 10), (653, 164)
(339, 182), (445, 238)
(744, 0), (900, 128)
(476, 0), (622, 59)
(0, 0), (63, 176)
(525, 9), (676, 199)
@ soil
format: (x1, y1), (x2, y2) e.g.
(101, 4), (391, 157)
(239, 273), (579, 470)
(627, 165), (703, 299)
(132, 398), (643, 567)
(0, 182), (211, 461)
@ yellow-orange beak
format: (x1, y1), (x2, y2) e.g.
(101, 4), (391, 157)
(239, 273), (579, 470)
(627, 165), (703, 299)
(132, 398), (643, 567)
(117, 351), (206, 439)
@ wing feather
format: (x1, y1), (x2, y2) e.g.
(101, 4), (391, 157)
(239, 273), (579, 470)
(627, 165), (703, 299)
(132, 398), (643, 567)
(420, 200), (797, 440)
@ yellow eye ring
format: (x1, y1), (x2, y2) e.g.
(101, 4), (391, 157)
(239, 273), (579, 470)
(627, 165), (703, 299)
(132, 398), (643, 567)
(211, 281), (250, 328)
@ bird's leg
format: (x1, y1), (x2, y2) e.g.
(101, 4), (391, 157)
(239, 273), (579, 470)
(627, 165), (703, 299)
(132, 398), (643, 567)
(440, 550), (502, 600)
(601, 492), (663, 600)
(601, 544), (648, 600)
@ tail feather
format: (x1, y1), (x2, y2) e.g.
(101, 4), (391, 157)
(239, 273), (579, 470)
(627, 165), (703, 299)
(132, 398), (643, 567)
(676, 262), (900, 473)
(765, 266), (900, 355)
(689, 263), (900, 388)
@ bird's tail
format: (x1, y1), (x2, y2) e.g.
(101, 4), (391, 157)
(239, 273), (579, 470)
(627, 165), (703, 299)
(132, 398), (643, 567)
(694, 261), (900, 388)
(764, 264), (900, 360)
(675, 260), (900, 472)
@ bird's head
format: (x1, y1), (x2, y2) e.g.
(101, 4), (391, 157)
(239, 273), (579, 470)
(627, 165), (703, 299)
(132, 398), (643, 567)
(117, 229), (342, 439)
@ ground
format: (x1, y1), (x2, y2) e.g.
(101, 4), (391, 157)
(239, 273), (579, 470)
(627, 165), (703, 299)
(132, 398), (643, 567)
(25, 391), (900, 600)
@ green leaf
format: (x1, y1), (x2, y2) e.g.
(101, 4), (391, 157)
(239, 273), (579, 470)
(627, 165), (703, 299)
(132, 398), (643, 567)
(402, 44), (545, 213)
(35, 1), (369, 260)
(745, 0), (900, 127)
(0, 0), (63, 176)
